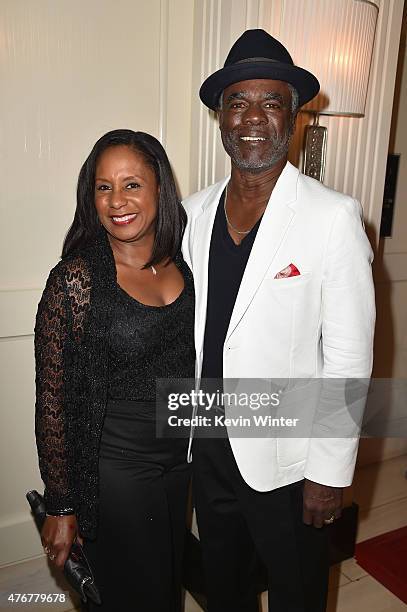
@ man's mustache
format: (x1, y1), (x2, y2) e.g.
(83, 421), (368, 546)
(224, 128), (290, 146)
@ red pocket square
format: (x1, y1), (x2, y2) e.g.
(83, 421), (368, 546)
(274, 263), (300, 279)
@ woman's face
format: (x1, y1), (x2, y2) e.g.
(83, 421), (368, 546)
(95, 145), (159, 244)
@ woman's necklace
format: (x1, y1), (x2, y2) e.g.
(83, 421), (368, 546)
(223, 185), (252, 235)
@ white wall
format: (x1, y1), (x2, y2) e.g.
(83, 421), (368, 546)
(0, 0), (194, 566)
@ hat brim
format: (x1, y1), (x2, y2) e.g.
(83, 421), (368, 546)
(199, 61), (320, 110)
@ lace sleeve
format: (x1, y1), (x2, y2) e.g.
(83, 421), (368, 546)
(34, 258), (91, 513)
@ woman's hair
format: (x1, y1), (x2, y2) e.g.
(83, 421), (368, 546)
(62, 129), (186, 267)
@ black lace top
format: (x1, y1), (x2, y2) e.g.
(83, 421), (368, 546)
(34, 227), (195, 539)
(108, 259), (195, 400)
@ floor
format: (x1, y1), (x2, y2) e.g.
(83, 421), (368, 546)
(1, 454), (406, 611)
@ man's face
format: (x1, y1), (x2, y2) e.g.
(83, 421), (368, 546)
(218, 78), (295, 173)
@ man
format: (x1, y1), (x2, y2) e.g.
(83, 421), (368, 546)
(182, 29), (375, 612)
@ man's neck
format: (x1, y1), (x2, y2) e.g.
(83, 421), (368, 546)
(228, 156), (287, 207)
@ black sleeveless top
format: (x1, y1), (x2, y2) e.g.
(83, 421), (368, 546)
(108, 254), (195, 401)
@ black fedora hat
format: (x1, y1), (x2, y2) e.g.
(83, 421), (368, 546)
(200, 29), (320, 110)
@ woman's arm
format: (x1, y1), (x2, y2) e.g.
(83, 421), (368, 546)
(35, 264), (75, 514)
(34, 258), (90, 567)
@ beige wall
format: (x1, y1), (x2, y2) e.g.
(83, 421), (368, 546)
(0, 0), (194, 566)
(357, 7), (407, 466)
(376, 6), (407, 379)
(358, 5), (407, 465)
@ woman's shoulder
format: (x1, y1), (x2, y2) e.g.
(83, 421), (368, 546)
(48, 251), (92, 287)
(46, 231), (114, 298)
(38, 252), (93, 326)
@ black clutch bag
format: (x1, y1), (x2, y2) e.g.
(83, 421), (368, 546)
(26, 490), (101, 605)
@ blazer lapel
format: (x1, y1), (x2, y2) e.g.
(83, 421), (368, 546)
(225, 162), (299, 344)
(193, 177), (230, 358)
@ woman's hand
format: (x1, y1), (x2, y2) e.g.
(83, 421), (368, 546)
(41, 515), (81, 570)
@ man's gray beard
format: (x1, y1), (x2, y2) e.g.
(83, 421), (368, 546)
(221, 128), (293, 173)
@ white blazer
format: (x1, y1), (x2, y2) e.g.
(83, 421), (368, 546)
(182, 161), (375, 491)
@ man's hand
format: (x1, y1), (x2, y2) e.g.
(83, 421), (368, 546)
(302, 479), (343, 528)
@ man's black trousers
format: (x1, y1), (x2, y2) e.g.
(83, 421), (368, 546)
(192, 436), (329, 612)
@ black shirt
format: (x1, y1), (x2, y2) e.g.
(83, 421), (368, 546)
(108, 254), (195, 401)
(201, 189), (262, 380)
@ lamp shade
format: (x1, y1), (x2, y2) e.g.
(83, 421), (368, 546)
(282, 0), (379, 116)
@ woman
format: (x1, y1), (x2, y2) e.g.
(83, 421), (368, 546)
(34, 129), (195, 611)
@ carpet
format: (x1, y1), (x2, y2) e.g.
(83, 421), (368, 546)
(355, 526), (407, 604)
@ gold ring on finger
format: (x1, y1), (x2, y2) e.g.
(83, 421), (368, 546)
(324, 515), (335, 524)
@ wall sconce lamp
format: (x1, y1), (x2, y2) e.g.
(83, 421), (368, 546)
(301, 0), (379, 182)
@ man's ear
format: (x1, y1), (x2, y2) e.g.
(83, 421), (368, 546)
(290, 111), (298, 136)
(217, 109), (223, 129)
